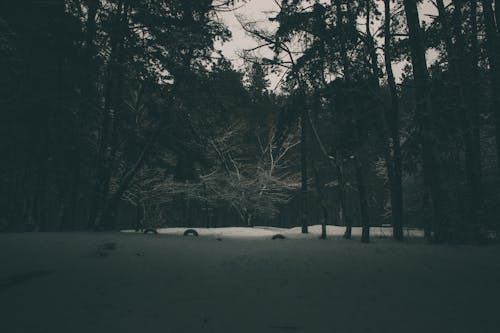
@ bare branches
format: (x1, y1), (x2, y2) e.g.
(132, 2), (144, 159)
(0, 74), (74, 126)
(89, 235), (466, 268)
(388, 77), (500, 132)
(122, 118), (301, 225)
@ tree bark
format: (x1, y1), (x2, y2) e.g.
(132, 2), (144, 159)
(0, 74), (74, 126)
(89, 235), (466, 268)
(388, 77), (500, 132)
(68, 0), (100, 231)
(450, 0), (483, 229)
(436, 0), (481, 232)
(337, 0), (371, 242)
(495, 0), (500, 34)
(403, 0), (448, 241)
(374, 0), (404, 240)
(91, 1), (129, 229)
(481, 0), (500, 175)
(335, 0), (357, 239)
(309, 92), (328, 239)
(203, 182), (210, 228)
(356, 163), (370, 243)
(300, 91), (309, 234)
(313, 165), (328, 239)
(469, 0), (483, 217)
(338, 162), (351, 239)
(382, 0), (404, 240)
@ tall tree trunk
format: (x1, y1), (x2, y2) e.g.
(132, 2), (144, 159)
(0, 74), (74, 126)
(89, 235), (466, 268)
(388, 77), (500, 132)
(300, 90), (309, 234)
(69, 0), (100, 231)
(36, 119), (49, 231)
(403, 0), (448, 242)
(68, 142), (81, 230)
(91, 1), (129, 229)
(495, 0), (500, 34)
(310, 93), (327, 239)
(314, 161), (328, 239)
(135, 202), (143, 231)
(481, 0), (500, 175)
(383, 0), (404, 241)
(307, 108), (349, 236)
(337, 0), (371, 242)
(203, 182), (210, 228)
(356, 162), (370, 243)
(71, 0), (99, 230)
(338, 161), (351, 239)
(469, 0), (483, 219)
(366, 0), (403, 240)
(450, 0), (483, 231)
(437, 0), (480, 235)
(358, 1), (373, 244)
(335, 0), (359, 239)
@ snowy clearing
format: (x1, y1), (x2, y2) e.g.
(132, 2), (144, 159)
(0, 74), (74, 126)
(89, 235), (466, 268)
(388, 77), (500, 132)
(1, 231), (499, 333)
(123, 225), (425, 239)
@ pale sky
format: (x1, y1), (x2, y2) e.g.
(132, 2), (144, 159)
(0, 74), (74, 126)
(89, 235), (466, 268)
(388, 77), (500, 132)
(217, 0), (278, 70)
(216, 0), (439, 90)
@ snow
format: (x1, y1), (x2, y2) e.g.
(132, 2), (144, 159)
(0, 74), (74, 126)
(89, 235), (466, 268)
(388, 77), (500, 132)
(1, 230), (499, 333)
(123, 225), (425, 239)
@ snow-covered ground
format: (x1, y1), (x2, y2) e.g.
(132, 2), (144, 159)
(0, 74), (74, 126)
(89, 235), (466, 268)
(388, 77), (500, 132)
(123, 225), (425, 239)
(1, 229), (499, 333)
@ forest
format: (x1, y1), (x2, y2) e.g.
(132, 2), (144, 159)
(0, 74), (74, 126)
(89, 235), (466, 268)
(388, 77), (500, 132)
(1, 0), (500, 244)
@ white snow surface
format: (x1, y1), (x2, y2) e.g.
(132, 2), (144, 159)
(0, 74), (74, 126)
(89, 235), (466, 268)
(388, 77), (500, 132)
(123, 225), (425, 239)
(1, 231), (499, 333)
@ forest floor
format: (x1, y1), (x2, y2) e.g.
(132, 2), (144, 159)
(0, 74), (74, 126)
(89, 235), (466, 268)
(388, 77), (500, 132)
(1, 226), (500, 333)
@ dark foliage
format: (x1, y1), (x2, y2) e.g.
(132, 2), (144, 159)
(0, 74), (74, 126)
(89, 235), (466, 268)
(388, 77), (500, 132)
(1, 0), (499, 244)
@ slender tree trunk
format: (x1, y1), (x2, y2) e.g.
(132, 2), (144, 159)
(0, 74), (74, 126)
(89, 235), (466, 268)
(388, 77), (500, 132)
(357, 2), (373, 243)
(332, 0), (353, 239)
(469, 0), (483, 218)
(203, 182), (210, 228)
(495, 0), (500, 34)
(68, 144), (81, 230)
(423, 191), (432, 238)
(101, 3), (130, 229)
(436, 0), (465, 230)
(36, 121), (49, 231)
(309, 92), (327, 239)
(382, 0), (404, 240)
(437, 0), (480, 235)
(403, 0), (448, 242)
(300, 91), (309, 234)
(481, 0), (500, 175)
(356, 162), (370, 243)
(370, 0), (404, 240)
(91, 1), (129, 229)
(134, 200), (144, 231)
(450, 0), (483, 231)
(245, 211), (254, 228)
(313, 165), (328, 239)
(338, 0), (370, 242)
(338, 161), (351, 239)
(73, 0), (99, 229)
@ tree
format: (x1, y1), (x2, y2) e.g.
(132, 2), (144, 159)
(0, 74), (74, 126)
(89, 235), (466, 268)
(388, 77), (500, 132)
(403, 0), (449, 241)
(382, 0), (404, 240)
(2, 0), (500, 238)
(481, 0), (500, 175)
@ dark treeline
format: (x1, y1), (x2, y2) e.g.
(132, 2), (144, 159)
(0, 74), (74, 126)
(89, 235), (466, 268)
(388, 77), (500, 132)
(1, 0), (499, 243)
